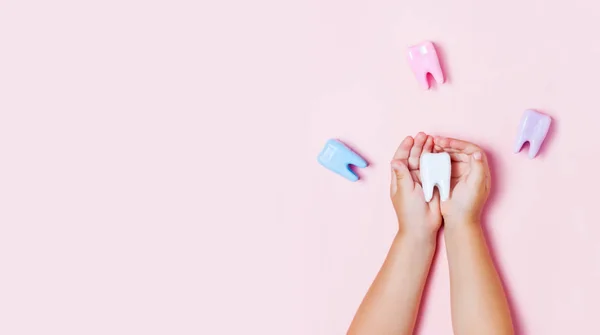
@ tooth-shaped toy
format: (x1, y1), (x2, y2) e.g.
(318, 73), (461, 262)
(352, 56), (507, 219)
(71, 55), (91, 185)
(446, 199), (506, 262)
(408, 41), (445, 90)
(317, 139), (367, 182)
(514, 110), (552, 159)
(420, 153), (451, 202)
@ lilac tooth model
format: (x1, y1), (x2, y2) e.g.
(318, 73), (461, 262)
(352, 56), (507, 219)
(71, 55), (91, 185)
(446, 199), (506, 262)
(514, 110), (552, 159)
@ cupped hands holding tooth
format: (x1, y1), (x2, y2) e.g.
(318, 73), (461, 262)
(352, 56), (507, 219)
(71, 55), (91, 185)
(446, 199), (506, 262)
(349, 133), (513, 335)
(390, 132), (491, 237)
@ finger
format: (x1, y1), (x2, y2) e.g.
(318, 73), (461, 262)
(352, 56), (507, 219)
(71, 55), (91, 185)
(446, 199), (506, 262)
(392, 136), (413, 191)
(434, 136), (481, 154)
(393, 136), (414, 161)
(433, 148), (471, 162)
(433, 144), (470, 162)
(448, 152), (471, 162)
(413, 136), (434, 184)
(433, 145), (462, 153)
(410, 170), (421, 184)
(428, 187), (441, 210)
(408, 132), (427, 169)
(423, 135), (434, 154)
(391, 159), (414, 192)
(467, 150), (490, 187)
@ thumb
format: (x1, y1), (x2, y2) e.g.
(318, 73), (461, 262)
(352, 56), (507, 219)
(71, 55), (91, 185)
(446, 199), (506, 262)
(467, 151), (489, 187)
(390, 159), (413, 193)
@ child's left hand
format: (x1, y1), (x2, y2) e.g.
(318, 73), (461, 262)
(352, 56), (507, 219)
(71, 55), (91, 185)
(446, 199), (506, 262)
(390, 133), (442, 241)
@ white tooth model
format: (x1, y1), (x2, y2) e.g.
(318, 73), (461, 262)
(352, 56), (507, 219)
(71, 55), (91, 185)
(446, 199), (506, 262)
(420, 153), (451, 202)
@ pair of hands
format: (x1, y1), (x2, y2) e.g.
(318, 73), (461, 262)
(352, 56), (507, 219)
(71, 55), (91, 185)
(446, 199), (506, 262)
(391, 133), (491, 239)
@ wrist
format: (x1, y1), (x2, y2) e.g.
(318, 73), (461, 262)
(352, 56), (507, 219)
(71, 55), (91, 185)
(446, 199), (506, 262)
(443, 218), (482, 238)
(442, 211), (481, 227)
(395, 229), (438, 249)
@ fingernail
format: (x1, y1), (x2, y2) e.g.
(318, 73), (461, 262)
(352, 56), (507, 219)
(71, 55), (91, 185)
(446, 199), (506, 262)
(473, 152), (482, 160)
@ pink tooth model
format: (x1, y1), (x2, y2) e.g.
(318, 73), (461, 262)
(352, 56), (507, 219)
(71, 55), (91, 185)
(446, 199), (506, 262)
(407, 41), (445, 90)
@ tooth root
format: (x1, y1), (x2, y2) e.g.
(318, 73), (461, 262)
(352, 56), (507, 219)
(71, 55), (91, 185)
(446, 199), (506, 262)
(528, 139), (542, 159)
(514, 110), (552, 159)
(419, 153), (451, 202)
(428, 60), (444, 85)
(407, 41), (445, 90)
(514, 134), (527, 153)
(347, 152), (367, 169)
(438, 179), (450, 201)
(338, 166), (359, 182)
(317, 139), (368, 182)
(421, 177), (434, 202)
(415, 71), (430, 90)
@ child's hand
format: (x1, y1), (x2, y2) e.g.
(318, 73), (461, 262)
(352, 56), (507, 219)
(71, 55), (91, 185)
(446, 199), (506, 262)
(391, 133), (442, 240)
(433, 137), (491, 225)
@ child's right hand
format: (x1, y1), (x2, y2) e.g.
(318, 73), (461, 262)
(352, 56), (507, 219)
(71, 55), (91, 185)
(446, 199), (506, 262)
(433, 137), (491, 226)
(390, 133), (442, 241)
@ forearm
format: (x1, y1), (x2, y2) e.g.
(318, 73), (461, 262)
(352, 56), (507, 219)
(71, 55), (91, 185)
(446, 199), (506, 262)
(348, 232), (436, 335)
(445, 222), (513, 335)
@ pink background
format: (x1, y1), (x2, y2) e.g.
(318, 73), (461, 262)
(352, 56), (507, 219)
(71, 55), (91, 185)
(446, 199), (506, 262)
(1, 0), (599, 334)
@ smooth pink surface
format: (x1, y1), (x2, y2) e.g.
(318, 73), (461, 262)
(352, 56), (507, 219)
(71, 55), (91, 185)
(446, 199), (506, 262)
(1, 1), (599, 334)
(408, 41), (445, 89)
